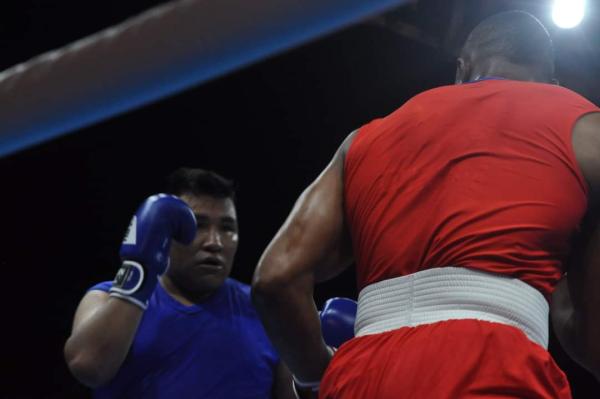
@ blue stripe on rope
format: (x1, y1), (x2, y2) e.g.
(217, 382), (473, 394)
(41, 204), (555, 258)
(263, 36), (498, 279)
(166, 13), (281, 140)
(0, 0), (408, 157)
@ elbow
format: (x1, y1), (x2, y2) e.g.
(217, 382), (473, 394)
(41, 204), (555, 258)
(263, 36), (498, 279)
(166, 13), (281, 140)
(252, 265), (285, 306)
(252, 256), (296, 308)
(251, 249), (314, 312)
(64, 338), (114, 388)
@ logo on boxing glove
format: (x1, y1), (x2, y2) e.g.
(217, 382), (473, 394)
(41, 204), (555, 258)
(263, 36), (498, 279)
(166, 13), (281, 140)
(123, 216), (137, 245)
(112, 261), (144, 295)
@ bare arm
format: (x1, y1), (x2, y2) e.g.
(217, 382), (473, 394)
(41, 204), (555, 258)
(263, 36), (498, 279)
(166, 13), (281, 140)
(252, 132), (356, 384)
(551, 112), (600, 380)
(272, 361), (296, 399)
(64, 289), (143, 387)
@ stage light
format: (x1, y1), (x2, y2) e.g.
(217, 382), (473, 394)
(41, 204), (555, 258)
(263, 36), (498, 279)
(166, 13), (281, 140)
(552, 0), (585, 29)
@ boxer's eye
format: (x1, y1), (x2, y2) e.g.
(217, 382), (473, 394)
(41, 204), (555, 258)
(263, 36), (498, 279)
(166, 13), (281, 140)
(221, 222), (237, 233)
(195, 216), (210, 230)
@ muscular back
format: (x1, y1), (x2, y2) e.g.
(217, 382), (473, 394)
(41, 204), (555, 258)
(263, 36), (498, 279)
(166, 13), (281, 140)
(344, 80), (599, 296)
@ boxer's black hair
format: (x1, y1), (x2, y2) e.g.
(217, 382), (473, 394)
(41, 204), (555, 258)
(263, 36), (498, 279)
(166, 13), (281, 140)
(461, 10), (554, 79)
(166, 167), (235, 201)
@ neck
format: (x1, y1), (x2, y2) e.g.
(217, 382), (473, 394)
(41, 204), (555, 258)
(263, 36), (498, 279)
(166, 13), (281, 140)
(159, 275), (215, 306)
(470, 59), (547, 83)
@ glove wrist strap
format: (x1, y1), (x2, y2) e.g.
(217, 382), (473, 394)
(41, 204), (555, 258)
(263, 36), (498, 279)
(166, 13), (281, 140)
(109, 260), (157, 310)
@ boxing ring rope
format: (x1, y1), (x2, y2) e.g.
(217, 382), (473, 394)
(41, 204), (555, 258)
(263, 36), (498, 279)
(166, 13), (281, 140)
(0, 0), (409, 157)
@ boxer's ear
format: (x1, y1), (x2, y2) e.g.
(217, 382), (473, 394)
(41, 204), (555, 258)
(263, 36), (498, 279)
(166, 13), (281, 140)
(455, 58), (470, 84)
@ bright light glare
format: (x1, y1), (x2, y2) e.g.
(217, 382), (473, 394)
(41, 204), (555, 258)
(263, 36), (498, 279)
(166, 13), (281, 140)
(552, 0), (586, 29)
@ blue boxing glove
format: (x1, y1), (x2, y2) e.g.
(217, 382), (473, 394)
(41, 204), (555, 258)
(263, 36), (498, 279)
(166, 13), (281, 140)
(109, 194), (196, 309)
(320, 297), (357, 349)
(292, 297), (358, 398)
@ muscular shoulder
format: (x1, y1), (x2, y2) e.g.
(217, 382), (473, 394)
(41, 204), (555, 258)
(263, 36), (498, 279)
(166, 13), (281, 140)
(414, 81), (596, 107)
(524, 82), (599, 110)
(406, 83), (462, 103)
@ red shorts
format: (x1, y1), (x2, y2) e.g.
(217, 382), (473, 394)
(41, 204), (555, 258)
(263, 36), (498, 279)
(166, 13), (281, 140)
(319, 320), (571, 399)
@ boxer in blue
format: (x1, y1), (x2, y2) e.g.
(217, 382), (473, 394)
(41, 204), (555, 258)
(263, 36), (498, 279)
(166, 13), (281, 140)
(64, 168), (297, 398)
(64, 168), (356, 398)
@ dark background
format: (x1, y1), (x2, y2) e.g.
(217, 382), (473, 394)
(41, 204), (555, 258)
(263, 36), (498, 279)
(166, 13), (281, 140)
(1, 0), (599, 397)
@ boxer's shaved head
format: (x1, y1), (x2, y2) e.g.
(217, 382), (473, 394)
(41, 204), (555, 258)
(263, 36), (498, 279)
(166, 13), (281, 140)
(457, 11), (555, 83)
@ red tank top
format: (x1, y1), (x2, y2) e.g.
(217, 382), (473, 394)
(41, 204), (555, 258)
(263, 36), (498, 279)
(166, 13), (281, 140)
(345, 80), (599, 297)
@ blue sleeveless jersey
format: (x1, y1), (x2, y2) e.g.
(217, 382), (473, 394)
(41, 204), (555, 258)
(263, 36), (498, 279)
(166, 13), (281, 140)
(90, 278), (279, 398)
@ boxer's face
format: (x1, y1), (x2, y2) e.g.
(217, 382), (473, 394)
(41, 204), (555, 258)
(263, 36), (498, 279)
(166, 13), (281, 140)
(167, 193), (239, 296)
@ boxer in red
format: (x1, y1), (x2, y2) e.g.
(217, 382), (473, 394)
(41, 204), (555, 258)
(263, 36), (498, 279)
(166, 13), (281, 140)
(252, 10), (600, 398)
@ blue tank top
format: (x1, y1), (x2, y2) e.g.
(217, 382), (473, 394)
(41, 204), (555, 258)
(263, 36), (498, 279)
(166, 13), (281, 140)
(90, 278), (279, 398)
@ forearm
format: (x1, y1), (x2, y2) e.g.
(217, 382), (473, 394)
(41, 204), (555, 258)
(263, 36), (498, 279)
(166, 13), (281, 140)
(551, 278), (585, 368)
(272, 361), (297, 399)
(553, 278), (600, 379)
(253, 144), (352, 387)
(64, 297), (143, 387)
(253, 272), (331, 383)
(552, 225), (600, 380)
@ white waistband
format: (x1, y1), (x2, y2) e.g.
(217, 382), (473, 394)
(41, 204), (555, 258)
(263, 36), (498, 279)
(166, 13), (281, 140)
(355, 267), (549, 348)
